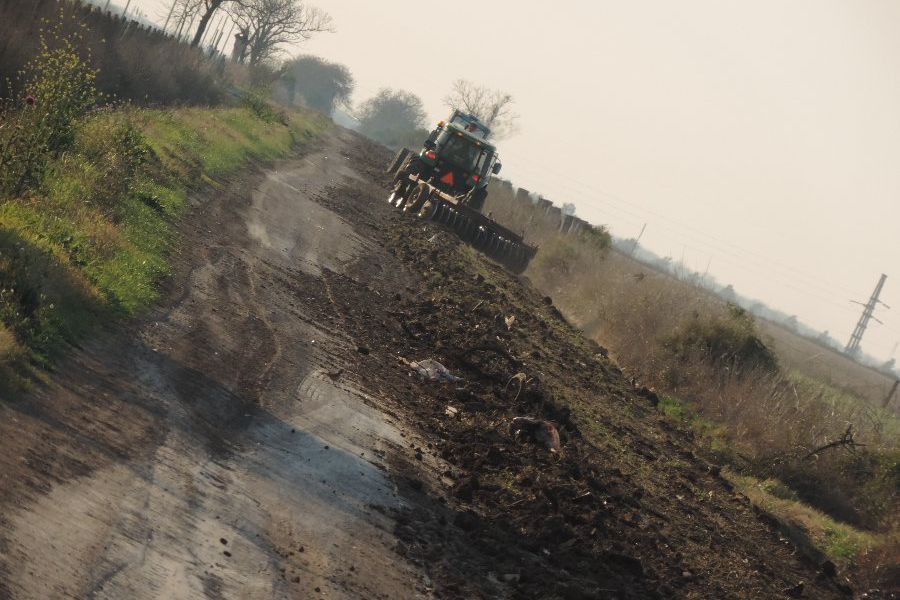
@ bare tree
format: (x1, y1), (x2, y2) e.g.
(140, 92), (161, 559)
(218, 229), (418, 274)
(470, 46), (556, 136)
(164, 0), (237, 46)
(190, 0), (236, 47)
(228, 0), (333, 66)
(444, 79), (519, 139)
(166, 0), (203, 38)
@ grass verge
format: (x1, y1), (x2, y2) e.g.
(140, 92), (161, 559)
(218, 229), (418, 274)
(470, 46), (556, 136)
(723, 468), (880, 565)
(0, 105), (329, 395)
(660, 391), (897, 587)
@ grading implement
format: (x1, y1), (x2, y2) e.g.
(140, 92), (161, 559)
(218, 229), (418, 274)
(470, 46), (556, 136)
(386, 111), (537, 273)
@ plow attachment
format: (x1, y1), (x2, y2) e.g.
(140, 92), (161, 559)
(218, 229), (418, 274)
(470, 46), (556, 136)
(386, 153), (537, 274)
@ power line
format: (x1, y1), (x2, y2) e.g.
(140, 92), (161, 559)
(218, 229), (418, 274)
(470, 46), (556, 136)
(500, 161), (867, 314)
(499, 150), (900, 350)
(502, 148), (867, 298)
(507, 149), (864, 297)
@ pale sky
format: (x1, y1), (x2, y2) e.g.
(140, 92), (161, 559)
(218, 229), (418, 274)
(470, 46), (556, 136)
(132, 0), (900, 361)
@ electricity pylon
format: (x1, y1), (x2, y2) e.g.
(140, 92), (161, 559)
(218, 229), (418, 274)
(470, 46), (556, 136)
(846, 274), (889, 355)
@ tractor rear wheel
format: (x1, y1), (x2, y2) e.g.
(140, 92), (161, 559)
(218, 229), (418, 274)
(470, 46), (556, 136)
(390, 155), (426, 208)
(388, 179), (409, 206)
(406, 185), (430, 213)
(394, 155), (425, 185)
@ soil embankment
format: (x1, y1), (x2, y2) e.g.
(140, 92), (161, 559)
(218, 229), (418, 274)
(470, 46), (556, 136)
(0, 129), (852, 599)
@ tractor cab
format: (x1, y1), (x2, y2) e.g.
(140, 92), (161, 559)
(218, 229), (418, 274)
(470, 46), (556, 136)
(420, 121), (501, 197)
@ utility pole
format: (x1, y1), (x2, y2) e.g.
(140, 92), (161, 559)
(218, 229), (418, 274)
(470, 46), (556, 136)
(883, 379), (899, 409)
(629, 223), (647, 257)
(845, 273), (889, 355)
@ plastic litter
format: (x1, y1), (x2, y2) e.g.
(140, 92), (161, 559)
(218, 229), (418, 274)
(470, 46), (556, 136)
(407, 358), (461, 383)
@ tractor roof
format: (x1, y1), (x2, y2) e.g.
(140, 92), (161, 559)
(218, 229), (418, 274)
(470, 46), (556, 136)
(445, 122), (497, 152)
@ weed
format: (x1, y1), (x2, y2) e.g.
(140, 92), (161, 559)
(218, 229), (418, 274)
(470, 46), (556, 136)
(0, 11), (98, 197)
(242, 87), (288, 125)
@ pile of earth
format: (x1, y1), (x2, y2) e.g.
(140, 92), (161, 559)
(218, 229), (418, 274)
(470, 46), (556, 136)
(307, 132), (853, 600)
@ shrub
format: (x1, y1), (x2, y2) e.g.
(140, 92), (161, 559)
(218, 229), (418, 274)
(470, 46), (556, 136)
(0, 0), (238, 106)
(664, 304), (779, 373)
(776, 449), (900, 530)
(578, 224), (612, 252)
(0, 12), (99, 197)
(242, 87), (287, 125)
(531, 238), (580, 276)
(51, 110), (150, 219)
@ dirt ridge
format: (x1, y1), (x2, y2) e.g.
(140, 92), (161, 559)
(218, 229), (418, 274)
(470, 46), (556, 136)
(0, 128), (856, 599)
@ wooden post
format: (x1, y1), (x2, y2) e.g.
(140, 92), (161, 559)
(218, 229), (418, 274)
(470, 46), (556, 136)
(884, 379), (899, 409)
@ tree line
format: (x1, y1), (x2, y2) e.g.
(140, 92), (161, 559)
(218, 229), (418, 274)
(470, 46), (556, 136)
(167, 1), (520, 147)
(169, 0), (332, 66)
(278, 56), (520, 148)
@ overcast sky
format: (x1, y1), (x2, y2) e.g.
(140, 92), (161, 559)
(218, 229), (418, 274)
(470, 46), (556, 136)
(132, 0), (900, 361)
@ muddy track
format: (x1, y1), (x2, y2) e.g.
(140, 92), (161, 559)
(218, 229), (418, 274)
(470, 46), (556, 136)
(0, 128), (854, 599)
(0, 129), (427, 599)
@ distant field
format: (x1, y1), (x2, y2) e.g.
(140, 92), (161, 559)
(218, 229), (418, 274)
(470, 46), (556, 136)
(591, 243), (900, 418)
(759, 318), (899, 414)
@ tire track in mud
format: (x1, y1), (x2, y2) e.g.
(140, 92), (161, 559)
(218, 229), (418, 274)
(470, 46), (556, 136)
(0, 130), (429, 599)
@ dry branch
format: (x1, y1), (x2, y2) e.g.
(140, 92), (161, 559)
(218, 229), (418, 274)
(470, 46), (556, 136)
(803, 424), (865, 460)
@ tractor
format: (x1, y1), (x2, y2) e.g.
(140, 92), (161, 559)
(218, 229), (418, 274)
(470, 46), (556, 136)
(385, 111), (537, 273)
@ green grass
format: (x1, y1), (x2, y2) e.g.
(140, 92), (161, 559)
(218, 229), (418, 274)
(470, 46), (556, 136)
(660, 383), (896, 572)
(0, 105), (329, 393)
(139, 107), (321, 177)
(724, 469), (884, 567)
(658, 393), (732, 456)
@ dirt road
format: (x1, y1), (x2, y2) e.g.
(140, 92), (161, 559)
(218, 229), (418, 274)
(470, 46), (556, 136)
(0, 130), (429, 599)
(0, 129), (853, 599)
